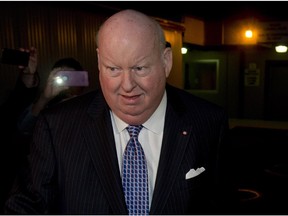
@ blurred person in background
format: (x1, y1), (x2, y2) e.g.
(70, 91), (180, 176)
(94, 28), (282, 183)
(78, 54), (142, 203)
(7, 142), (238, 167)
(0, 49), (87, 213)
(17, 57), (87, 137)
(0, 47), (38, 213)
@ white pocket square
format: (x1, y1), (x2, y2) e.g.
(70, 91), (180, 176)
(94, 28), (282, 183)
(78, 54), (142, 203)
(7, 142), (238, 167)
(185, 167), (206, 179)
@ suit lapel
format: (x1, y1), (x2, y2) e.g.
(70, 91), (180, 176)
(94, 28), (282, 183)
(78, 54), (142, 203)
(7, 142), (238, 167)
(82, 92), (127, 214)
(149, 101), (192, 214)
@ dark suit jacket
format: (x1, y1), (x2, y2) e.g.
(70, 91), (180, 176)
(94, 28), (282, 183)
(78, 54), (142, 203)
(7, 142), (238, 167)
(5, 84), (237, 214)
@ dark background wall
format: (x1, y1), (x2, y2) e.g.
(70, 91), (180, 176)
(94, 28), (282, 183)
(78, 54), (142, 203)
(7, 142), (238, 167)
(0, 2), (113, 105)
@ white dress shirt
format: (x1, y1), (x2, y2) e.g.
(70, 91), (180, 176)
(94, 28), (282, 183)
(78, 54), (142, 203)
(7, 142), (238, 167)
(110, 91), (167, 209)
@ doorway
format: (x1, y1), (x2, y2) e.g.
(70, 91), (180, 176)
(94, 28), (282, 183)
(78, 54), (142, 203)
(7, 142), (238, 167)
(264, 60), (288, 121)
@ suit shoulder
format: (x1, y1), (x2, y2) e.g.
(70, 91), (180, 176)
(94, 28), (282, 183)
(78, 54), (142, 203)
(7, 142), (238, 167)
(42, 90), (100, 115)
(166, 84), (226, 113)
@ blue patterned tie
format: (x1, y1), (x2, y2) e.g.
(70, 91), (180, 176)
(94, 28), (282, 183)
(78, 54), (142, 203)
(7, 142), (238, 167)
(122, 125), (149, 215)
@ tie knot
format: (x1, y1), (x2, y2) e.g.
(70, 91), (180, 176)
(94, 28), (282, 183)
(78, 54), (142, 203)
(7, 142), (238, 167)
(127, 125), (143, 138)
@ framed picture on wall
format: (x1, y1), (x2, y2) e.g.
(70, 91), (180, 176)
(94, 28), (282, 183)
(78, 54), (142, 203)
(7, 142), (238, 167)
(184, 59), (219, 93)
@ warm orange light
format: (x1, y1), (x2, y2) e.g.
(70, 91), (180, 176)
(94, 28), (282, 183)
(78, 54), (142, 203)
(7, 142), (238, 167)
(245, 30), (253, 38)
(242, 27), (257, 44)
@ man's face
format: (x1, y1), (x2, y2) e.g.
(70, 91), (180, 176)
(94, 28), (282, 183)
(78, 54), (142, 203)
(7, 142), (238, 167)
(97, 35), (171, 125)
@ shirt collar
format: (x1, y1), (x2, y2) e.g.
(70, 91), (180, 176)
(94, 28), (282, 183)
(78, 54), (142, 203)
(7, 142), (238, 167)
(111, 91), (167, 135)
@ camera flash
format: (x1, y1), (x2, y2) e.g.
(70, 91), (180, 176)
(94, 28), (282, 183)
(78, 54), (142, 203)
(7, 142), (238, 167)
(54, 76), (68, 85)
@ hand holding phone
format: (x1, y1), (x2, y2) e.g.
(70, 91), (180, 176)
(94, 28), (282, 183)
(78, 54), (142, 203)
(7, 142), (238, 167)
(0, 48), (30, 66)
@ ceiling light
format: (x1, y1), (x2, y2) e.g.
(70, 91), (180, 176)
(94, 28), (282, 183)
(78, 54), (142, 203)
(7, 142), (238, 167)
(181, 47), (188, 54)
(245, 30), (253, 38)
(275, 45), (288, 53)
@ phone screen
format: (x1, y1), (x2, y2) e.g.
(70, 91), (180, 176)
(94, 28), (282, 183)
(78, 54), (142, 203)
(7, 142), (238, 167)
(0, 48), (30, 66)
(54, 71), (89, 87)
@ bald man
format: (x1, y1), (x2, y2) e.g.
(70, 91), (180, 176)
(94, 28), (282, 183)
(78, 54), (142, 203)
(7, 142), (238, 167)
(5, 9), (237, 214)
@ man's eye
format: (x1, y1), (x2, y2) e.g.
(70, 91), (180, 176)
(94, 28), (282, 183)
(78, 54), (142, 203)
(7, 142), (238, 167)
(107, 67), (121, 76)
(108, 67), (117, 72)
(132, 66), (145, 73)
(132, 66), (150, 76)
(134, 66), (143, 71)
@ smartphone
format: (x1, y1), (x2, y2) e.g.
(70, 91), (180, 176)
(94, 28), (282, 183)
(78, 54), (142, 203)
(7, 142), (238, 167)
(54, 71), (89, 87)
(0, 48), (30, 66)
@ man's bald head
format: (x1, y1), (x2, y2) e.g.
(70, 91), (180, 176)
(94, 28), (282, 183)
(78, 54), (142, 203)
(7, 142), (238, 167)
(97, 9), (166, 52)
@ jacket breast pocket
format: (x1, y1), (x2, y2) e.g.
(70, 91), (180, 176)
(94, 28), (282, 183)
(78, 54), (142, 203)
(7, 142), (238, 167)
(182, 169), (208, 191)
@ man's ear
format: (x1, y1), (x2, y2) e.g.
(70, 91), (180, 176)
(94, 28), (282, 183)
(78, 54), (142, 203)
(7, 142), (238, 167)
(163, 47), (173, 78)
(96, 48), (100, 71)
